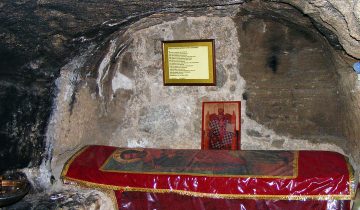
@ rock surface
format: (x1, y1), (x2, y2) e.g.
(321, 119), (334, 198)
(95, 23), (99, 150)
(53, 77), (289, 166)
(238, 2), (343, 140)
(272, 0), (360, 58)
(0, 0), (247, 174)
(49, 15), (245, 178)
(4, 187), (115, 210)
(0, 0), (359, 191)
(48, 2), (359, 182)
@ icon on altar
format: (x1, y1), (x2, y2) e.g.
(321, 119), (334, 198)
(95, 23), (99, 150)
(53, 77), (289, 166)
(202, 101), (241, 150)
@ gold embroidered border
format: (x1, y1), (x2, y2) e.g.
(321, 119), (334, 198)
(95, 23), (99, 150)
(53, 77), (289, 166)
(62, 175), (353, 201)
(293, 151), (299, 178)
(61, 147), (353, 201)
(99, 150), (299, 179)
(347, 161), (356, 199)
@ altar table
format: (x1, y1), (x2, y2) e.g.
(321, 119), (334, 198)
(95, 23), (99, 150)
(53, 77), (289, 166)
(61, 145), (356, 210)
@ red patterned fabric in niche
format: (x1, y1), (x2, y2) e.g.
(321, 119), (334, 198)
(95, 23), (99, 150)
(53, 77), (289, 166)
(62, 145), (355, 201)
(115, 191), (351, 210)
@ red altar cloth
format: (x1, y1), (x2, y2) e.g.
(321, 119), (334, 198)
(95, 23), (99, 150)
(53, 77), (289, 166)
(61, 145), (356, 209)
(116, 191), (351, 210)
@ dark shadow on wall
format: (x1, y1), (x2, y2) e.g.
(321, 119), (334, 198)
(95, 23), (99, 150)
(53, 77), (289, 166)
(235, 2), (344, 141)
(0, 47), (53, 173)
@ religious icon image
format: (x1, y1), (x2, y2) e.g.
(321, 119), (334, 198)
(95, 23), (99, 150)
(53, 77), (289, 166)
(101, 147), (295, 177)
(202, 101), (241, 150)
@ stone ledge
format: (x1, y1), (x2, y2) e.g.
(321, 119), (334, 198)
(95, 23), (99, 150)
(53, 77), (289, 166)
(4, 186), (116, 210)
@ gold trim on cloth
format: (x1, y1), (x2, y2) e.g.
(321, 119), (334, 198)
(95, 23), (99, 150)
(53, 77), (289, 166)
(99, 149), (299, 179)
(347, 162), (356, 199)
(293, 151), (299, 178)
(62, 176), (353, 201)
(61, 147), (353, 201)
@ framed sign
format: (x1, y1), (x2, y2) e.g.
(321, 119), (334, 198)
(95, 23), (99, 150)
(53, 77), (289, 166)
(201, 101), (241, 150)
(162, 40), (216, 86)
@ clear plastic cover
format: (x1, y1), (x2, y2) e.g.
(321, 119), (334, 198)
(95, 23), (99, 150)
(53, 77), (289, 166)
(62, 145), (356, 209)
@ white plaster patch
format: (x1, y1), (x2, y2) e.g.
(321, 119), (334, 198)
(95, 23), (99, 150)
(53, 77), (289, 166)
(262, 21), (267, 33)
(112, 71), (134, 93)
(97, 39), (117, 98)
(22, 165), (52, 190)
(126, 138), (150, 148)
(58, 53), (88, 103)
(62, 71), (79, 102)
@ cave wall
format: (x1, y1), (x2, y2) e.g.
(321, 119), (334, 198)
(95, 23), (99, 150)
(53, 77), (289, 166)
(273, 0), (360, 59)
(238, 3), (343, 141)
(48, 2), (360, 179)
(0, 0), (248, 174)
(49, 14), (248, 176)
(337, 54), (360, 174)
(0, 0), (360, 185)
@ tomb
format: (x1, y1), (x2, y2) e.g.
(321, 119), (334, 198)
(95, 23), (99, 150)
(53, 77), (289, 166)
(61, 145), (356, 209)
(0, 0), (360, 209)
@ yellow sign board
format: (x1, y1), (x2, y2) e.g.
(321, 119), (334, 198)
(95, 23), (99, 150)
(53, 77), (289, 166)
(162, 40), (216, 86)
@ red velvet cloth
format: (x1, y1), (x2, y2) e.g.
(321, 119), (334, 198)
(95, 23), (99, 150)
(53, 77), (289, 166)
(61, 145), (355, 209)
(115, 191), (351, 210)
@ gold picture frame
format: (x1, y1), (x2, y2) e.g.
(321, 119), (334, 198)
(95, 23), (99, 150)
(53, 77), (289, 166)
(162, 40), (216, 86)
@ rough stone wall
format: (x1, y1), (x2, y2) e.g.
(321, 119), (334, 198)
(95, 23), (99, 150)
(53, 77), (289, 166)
(234, 2), (360, 174)
(49, 7), (356, 179)
(1, 0), (360, 178)
(335, 53), (360, 175)
(237, 3), (344, 141)
(50, 14), (247, 177)
(272, 0), (360, 59)
(0, 0), (249, 174)
(0, 0), (359, 189)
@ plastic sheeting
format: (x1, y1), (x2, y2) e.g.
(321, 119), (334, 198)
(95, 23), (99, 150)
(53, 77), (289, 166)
(117, 191), (351, 210)
(62, 145), (356, 209)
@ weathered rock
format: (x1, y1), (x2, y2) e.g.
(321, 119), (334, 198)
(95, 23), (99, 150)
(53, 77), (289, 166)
(215, 65), (228, 88)
(246, 129), (262, 138)
(139, 105), (178, 135)
(0, 0), (360, 190)
(271, 0), (360, 58)
(50, 15), (244, 172)
(47, 2), (360, 182)
(237, 2), (343, 139)
(271, 139), (285, 148)
(0, 0), (248, 174)
(5, 188), (115, 210)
